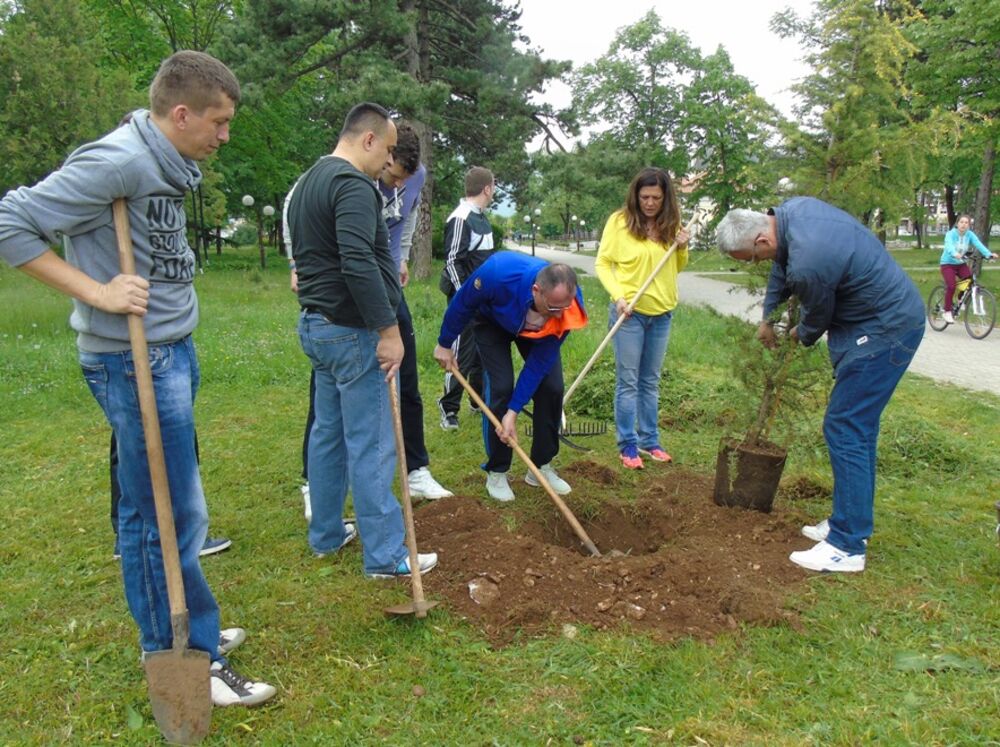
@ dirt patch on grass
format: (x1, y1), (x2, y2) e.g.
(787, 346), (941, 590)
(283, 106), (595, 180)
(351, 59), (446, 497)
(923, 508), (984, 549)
(410, 463), (811, 646)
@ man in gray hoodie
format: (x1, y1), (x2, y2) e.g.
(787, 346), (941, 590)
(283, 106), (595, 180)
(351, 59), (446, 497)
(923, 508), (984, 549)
(0, 51), (275, 707)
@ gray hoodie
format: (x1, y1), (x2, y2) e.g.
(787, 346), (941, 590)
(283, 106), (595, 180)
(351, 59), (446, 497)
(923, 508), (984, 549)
(0, 110), (202, 352)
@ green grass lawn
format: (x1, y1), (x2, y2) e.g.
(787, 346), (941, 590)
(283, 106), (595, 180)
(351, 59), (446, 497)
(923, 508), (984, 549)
(2, 246), (999, 744)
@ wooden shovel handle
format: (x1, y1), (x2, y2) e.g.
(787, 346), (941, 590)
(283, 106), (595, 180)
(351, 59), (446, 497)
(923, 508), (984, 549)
(112, 199), (190, 639)
(387, 381), (429, 616)
(449, 368), (600, 557)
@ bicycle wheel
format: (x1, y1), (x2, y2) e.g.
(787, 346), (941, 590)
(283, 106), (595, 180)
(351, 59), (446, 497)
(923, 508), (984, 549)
(926, 285), (949, 331)
(964, 286), (996, 339)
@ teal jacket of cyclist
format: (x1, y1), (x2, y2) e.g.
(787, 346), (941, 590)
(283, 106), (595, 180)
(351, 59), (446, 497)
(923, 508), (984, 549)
(940, 226), (991, 265)
(762, 197), (924, 372)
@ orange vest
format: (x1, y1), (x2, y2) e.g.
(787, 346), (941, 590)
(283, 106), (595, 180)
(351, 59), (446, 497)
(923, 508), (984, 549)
(519, 298), (588, 339)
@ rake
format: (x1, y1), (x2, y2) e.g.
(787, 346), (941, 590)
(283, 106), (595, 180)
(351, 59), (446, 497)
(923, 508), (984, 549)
(522, 412), (607, 452)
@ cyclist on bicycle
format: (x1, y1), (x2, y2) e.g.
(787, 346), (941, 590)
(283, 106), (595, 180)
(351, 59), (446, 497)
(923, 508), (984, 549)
(939, 214), (997, 323)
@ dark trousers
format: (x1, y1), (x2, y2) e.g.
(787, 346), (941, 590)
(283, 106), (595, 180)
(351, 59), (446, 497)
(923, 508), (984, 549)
(440, 293), (484, 414)
(301, 295), (429, 479)
(475, 318), (563, 473)
(111, 430), (200, 536)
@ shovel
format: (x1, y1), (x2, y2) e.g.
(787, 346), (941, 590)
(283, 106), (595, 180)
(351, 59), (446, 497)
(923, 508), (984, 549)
(384, 379), (439, 618)
(113, 199), (212, 744)
(449, 368), (601, 557)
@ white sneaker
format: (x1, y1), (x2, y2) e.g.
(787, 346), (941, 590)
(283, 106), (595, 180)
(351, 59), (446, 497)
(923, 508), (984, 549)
(217, 628), (246, 656)
(408, 467), (454, 500)
(801, 518), (829, 541)
(525, 463), (571, 495)
(301, 483), (311, 522)
(943, 311), (955, 324)
(486, 471), (515, 502)
(210, 661), (277, 707)
(789, 540), (865, 573)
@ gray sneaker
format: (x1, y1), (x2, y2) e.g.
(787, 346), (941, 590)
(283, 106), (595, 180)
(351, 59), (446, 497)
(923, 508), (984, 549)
(486, 471), (515, 501)
(525, 462), (571, 495)
(314, 522), (358, 557)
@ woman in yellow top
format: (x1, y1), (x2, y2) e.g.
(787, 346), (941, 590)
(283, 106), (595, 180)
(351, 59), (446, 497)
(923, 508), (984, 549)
(595, 167), (689, 470)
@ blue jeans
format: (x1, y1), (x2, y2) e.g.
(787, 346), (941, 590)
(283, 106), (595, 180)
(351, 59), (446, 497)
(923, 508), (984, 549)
(611, 305), (673, 450)
(823, 326), (924, 555)
(79, 336), (221, 661)
(298, 312), (406, 574)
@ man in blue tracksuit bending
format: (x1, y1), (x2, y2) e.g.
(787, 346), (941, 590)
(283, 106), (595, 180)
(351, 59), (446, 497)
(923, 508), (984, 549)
(716, 197), (924, 573)
(433, 252), (588, 502)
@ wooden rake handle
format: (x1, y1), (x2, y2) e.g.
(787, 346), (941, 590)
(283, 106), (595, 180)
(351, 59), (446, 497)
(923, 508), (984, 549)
(563, 208), (710, 409)
(449, 368), (600, 557)
(387, 380), (429, 616)
(112, 199), (190, 640)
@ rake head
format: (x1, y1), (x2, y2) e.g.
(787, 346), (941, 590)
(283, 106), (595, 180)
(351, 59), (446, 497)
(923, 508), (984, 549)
(524, 420), (607, 437)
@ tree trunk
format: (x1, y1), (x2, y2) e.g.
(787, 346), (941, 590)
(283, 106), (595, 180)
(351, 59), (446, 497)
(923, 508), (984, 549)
(945, 183), (956, 229)
(973, 136), (996, 248)
(404, 0), (434, 280)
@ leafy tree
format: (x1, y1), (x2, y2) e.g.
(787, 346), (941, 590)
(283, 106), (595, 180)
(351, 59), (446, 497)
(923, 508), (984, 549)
(681, 47), (782, 219)
(0, 0), (141, 192)
(216, 0), (570, 278)
(772, 0), (925, 226)
(570, 9), (697, 177)
(906, 0), (1000, 243)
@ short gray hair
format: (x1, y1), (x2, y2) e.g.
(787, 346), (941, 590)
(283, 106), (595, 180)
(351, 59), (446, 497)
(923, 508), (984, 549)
(716, 209), (771, 256)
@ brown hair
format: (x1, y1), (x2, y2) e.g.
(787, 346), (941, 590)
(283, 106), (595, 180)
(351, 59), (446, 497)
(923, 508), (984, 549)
(465, 166), (494, 197)
(393, 121), (421, 174)
(149, 51), (241, 117)
(622, 167), (681, 244)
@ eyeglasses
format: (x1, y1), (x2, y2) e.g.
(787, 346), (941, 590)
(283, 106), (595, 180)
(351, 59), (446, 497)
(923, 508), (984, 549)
(545, 302), (573, 313)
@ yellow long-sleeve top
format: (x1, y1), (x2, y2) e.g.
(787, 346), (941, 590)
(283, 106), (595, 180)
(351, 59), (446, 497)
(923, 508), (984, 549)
(594, 211), (688, 316)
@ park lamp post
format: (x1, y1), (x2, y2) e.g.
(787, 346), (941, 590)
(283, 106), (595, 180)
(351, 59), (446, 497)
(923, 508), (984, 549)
(577, 218), (585, 251)
(523, 207), (542, 256)
(242, 194), (275, 270)
(571, 214), (577, 245)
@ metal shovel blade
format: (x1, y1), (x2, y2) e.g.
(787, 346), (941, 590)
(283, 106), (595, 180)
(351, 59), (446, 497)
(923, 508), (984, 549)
(384, 599), (440, 618)
(143, 645), (212, 745)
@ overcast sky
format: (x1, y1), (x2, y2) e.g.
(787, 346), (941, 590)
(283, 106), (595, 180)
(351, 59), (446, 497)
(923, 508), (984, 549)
(516, 0), (816, 124)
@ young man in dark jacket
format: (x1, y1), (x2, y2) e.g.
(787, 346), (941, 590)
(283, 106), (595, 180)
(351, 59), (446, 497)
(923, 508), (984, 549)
(433, 253), (588, 501)
(717, 197), (925, 573)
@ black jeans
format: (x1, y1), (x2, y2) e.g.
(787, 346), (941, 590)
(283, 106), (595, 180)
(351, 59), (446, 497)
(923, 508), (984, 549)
(301, 295), (430, 479)
(440, 292), (484, 415)
(474, 317), (563, 473)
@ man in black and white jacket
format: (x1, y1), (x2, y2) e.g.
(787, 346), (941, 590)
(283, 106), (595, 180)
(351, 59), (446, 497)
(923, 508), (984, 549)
(437, 166), (495, 429)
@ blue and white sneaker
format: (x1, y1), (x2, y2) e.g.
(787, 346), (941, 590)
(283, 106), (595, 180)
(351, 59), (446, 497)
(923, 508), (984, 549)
(789, 540), (865, 573)
(366, 552), (438, 579)
(199, 537), (232, 557)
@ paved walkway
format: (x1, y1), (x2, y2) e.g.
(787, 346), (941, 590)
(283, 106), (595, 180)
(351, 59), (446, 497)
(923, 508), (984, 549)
(509, 242), (1000, 397)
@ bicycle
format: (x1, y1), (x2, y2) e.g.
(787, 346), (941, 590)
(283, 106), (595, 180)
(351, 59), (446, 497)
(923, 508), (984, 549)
(927, 254), (996, 339)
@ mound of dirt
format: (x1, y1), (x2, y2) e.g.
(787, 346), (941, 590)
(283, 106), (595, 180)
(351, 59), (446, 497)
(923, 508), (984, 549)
(410, 462), (812, 646)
